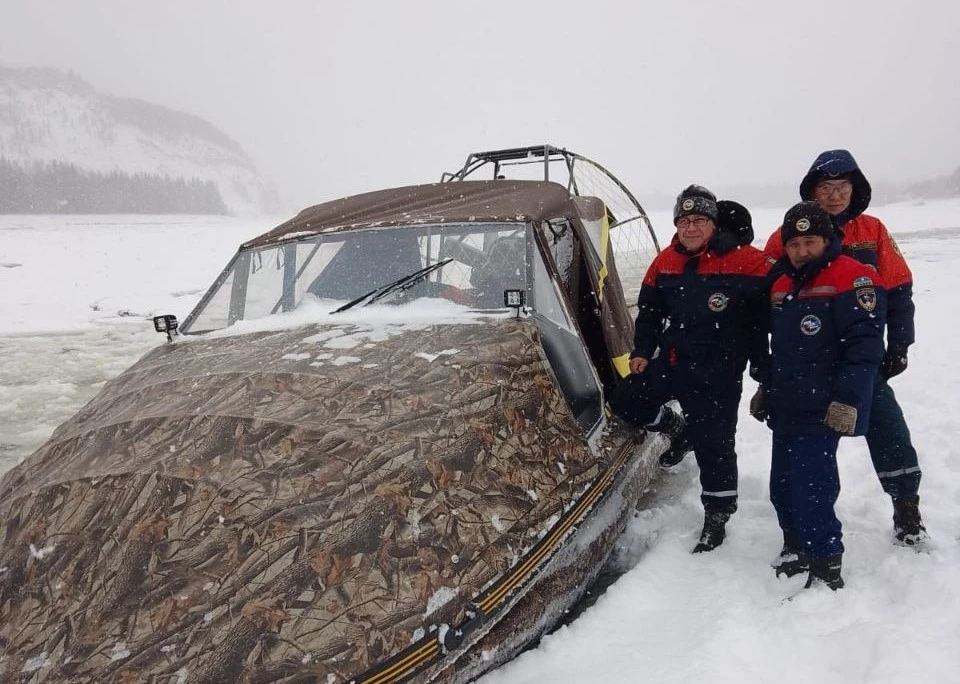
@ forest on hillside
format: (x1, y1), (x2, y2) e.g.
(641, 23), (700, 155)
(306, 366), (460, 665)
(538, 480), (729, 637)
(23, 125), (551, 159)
(0, 158), (228, 214)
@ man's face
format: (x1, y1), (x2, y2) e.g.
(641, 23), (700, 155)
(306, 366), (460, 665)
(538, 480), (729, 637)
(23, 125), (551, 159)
(784, 235), (828, 268)
(814, 179), (853, 215)
(676, 215), (716, 253)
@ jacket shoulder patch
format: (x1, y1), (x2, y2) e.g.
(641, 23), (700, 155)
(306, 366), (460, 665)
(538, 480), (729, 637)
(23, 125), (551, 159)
(856, 287), (877, 312)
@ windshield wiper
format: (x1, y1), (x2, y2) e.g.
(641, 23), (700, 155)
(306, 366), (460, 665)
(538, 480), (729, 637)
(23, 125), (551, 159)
(332, 258), (453, 314)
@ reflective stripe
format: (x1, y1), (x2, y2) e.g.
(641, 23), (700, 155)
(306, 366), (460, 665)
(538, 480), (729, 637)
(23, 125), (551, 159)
(877, 466), (922, 479)
(702, 490), (737, 498)
(798, 285), (837, 298)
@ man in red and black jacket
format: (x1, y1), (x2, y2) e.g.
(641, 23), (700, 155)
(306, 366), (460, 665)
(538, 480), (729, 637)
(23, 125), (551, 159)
(611, 185), (772, 553)
(762, 149), (926, 545)
(764, 201), (886, 590)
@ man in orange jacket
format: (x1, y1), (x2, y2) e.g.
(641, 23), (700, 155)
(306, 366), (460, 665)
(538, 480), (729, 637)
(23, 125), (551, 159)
(761, 149), (926, 546)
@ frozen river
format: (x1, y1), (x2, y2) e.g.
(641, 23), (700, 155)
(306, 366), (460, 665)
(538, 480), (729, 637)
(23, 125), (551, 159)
(0, 324), (157, 471)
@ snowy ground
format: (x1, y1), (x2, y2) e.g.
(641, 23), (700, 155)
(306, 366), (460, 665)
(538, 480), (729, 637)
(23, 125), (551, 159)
(1, 201), (959, 683)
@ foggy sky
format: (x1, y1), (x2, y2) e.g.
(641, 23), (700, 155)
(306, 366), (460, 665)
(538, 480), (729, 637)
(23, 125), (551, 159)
(2, 0), (958, 213)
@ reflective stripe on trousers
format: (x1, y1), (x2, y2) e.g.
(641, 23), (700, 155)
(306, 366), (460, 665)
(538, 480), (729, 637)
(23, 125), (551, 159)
(866, 376), (921, 499)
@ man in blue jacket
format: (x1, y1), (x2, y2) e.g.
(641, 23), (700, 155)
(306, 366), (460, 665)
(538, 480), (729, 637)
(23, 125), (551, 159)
(763, 150), (925, 545)
(765, 202), (886, 590)
(611, 186), (771, 553)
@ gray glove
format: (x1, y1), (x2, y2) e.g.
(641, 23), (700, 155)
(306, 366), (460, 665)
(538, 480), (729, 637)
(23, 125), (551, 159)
(824, 401), (857, 435)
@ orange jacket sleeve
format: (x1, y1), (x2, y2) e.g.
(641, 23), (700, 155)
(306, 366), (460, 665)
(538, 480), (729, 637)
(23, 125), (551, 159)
(763, 227), (784, 261)
(874, 219), (912, 290)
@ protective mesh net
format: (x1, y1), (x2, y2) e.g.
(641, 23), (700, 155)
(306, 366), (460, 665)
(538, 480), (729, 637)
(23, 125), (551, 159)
(445, 149), (659, 310)
(568, 157), (659, 309)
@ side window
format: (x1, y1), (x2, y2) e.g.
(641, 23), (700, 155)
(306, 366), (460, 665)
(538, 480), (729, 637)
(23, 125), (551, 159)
(538, 219), (616, 389)
(530, 243), (602, 434)
(541, 219), (576, 289)
(531, 241), (576, 334)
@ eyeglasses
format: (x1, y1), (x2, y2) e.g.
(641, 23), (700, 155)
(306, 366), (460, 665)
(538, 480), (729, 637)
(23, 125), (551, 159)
(677, 216), (711, 229)
(814, 181), (852, 197)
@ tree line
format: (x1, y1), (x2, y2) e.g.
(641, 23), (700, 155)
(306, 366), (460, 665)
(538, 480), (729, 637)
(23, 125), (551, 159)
(0, 157), (228, 214)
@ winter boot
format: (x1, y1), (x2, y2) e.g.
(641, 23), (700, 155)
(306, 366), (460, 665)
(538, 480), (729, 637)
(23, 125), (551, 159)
(649, 406), (693, 468)
(803, 554), (844, 591)
(892, 495), (928, 546)
(772, 532), (808, 578)
(692, 511), (730, 553)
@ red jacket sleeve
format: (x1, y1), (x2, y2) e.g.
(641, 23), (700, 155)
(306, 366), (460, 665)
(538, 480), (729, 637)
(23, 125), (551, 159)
(632, 253), (666, 359)
(763, 227), (784, 261)
(873, 219), (915, 350)
(874, 219), (912, 290)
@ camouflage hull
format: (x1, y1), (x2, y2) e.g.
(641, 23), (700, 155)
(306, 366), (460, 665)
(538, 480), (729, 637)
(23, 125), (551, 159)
(0, 319), (658, 683)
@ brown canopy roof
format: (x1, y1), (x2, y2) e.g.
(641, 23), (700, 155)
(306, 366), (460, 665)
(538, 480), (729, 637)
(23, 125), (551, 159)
(243, 180), (593, 248)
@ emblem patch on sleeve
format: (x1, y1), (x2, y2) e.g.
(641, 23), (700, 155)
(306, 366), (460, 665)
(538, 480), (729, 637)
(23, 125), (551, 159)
(707, 292), (729, 312)
(800, 314), (822, 335)
(853, 276), (874, 288)
(890, 235), (903, 256)
(856, 287), (877, 312)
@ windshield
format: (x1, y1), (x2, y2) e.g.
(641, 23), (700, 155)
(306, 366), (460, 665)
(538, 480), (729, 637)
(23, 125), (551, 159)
(181, 223), (532, 334)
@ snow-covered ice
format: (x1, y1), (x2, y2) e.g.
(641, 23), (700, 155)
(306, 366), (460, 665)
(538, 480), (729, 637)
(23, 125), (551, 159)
(1, 202), (959, 683)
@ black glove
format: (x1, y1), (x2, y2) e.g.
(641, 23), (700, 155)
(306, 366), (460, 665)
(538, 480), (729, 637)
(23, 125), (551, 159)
(749, 386), (767, 423)
(882, 348), (908, 379)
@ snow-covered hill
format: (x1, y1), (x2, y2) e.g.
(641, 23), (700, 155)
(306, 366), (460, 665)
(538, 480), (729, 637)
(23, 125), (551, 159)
(0, 66), (278, 215)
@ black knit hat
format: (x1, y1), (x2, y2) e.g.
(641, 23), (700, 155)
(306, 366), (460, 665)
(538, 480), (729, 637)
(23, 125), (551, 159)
(781, 201), (834, 244)
(673, 185), (718, 225)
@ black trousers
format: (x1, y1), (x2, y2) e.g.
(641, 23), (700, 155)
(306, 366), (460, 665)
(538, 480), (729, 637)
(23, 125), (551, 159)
(610, 355), (743, 514)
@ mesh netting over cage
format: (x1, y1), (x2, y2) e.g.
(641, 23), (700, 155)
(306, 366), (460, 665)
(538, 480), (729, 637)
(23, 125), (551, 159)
(566, 155), (659, 307)
(443, 146), (659, 309)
